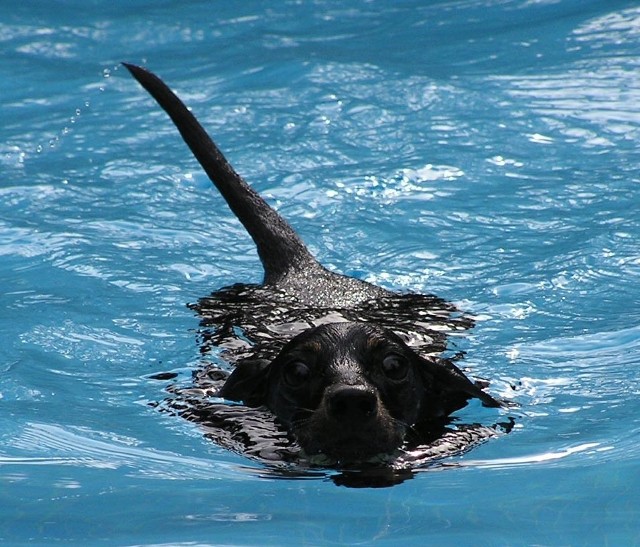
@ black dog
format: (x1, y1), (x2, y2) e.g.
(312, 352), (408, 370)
(123, 64), (502, 465)
(220, 322), (499, 462)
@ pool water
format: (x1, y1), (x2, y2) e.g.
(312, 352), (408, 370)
(2, 0), (639, 545)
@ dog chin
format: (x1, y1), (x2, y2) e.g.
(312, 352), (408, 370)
(294, 424), (406, 464)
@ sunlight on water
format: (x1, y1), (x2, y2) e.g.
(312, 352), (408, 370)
(1, 1), (639, 545)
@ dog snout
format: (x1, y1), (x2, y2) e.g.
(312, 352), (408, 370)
(326, 385), (378, 422)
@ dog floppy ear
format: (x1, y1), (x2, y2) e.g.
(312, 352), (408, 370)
(417, 356), (502, 419)
(217, 359), (270, 407)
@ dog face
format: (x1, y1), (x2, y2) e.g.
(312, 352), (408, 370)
(219, 322), (499, 462)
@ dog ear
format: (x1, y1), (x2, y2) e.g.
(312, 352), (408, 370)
(418, 356), (502, 418)
(217, 359), (270, 407)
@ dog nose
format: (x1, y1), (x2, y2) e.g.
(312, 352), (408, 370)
(327, 385), (377, 422)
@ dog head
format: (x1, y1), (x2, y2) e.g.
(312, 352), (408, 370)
(218, 322), (500, 462)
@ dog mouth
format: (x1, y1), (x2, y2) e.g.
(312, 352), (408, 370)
(293, 420), (406, 463)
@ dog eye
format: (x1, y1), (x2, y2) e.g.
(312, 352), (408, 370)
(381, 353), (409, 381)
(283, 360), (311, 387)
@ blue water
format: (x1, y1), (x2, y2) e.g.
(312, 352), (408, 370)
(2, 0), (639, 544)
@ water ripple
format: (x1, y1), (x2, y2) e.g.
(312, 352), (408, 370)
(4, 422), (239, 481)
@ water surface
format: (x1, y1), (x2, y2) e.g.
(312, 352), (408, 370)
(1, 1), (639, 545)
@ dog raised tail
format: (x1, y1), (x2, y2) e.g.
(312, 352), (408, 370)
(123, 63), (317, 285)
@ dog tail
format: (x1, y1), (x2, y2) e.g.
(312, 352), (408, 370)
(122, 63), (317, 284)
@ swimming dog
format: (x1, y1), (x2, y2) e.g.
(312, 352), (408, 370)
(123, 63), (502, 464)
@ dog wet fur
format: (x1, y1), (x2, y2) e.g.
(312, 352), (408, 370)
(124, 63), (510, 484)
